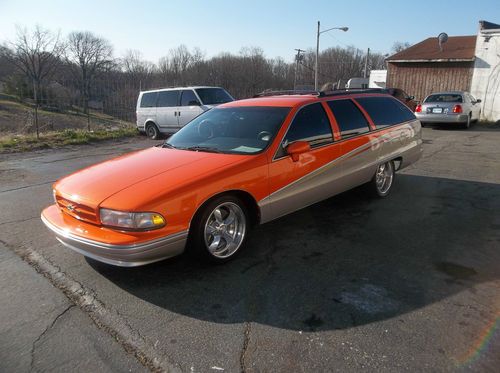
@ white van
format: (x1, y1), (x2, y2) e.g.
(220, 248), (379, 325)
(136, 86), (234, 139)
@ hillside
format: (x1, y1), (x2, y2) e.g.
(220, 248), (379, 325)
(0, 97), (134, 135)
(0, 97), (139, 153)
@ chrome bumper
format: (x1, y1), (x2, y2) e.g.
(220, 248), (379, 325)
(41, 214), (188, 267)
(415, 113), (469, 124)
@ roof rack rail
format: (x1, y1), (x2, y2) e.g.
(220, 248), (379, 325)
(318, 88), (387, 97)
(253, 90), (319, 98)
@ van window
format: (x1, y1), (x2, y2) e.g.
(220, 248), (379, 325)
(283, 103), (333, 148)
(356, 97), (416, 128)
(140, 92), (157, 108)
(157, 90), (179, 107)
(327, 99), (370, 137)
(181, 90), (200, 106)
(195, 88), (233, 105)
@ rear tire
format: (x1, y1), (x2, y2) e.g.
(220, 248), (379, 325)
(463, 114), (471, 129)
(187, 195), (249, 263)
(368, 161), (395, 198)
(146, 123), (160, 139)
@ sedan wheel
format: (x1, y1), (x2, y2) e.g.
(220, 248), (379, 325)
(371, 161), (395, 197)
(189, 196), (249, 263)
(464, 114), (471, 129)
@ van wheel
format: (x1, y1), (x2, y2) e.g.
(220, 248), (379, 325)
(188, 196), (249, 263)
(369, 161), (395, 198)
(146, 123), (160, 139)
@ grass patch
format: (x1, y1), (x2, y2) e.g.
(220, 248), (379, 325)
(0, 127), (139, 153)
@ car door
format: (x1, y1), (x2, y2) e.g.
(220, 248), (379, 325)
(178, 89), (204, 126)
(156, 90), (180, 130)
(326, 99), (376, 190)
(267, 102), (343, 220)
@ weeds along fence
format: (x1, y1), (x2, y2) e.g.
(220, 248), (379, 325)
(0, 76), (151, 134)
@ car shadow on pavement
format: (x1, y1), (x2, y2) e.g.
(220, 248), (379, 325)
(88, 174), (500, 331)
(426, 122), (500, 132)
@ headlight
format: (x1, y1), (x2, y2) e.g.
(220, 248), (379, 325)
(99, 208), (166, 231)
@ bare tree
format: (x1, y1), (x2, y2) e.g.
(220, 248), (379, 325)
(121, 49), (156, 89)
(392, 41), (411, 54)
(66, 31), (113, 130)
(7, 26), (65, 138)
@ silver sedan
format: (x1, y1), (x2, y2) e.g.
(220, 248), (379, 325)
(415, 91), (481, 129)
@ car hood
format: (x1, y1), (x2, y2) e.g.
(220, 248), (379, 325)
(54, 146), (249, 209)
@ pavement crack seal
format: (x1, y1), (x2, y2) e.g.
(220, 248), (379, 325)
(0, 216), (39, 227)
(240, 321), (252, 373)
(0, 180), (55, 194)
(30, 304), (75, 371)
(10, 244), (182, 373)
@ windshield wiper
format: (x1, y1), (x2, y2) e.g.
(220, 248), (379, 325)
(184, 146), (222, 153)
(162, 142), (176, 149)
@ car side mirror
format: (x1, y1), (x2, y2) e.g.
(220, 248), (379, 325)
(408, 95), (415, 100)
(286, 141), (311, 162)
(476, 99), (482, 103)
(188, 100), (201, 106)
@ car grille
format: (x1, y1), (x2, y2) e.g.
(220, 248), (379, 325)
(56, 196), (98, 224)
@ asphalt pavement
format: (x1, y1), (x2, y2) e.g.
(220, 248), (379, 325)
(1, 126), (499, 372)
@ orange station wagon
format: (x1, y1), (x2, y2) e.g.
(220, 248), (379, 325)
(41, 90), (422, 266)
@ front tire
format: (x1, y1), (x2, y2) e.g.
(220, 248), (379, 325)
(188, 196), (249, 263)
(369, 161), (395, 198)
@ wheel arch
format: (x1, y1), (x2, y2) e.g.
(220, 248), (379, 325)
(190, 189), (261, 229)
(145, 120), (158, 129)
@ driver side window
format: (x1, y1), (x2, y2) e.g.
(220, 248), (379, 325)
(276, 103), (333, 159)
(283, 103), (333, 149)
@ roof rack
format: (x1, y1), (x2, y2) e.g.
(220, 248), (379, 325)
(318, 88), (387, 97)
(252, 88), (390, 99)
(253, 90), (319, 98)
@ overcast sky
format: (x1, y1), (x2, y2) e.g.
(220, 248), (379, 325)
(0, 0), (498, 62)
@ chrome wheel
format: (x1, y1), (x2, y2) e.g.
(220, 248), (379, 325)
(204, 202), (246, 259)
(375, 162), (394, 195)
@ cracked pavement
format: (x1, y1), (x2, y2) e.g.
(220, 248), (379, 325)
(1, 128), (500, 372)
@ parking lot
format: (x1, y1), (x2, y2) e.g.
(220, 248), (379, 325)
(1, 125), (500, 372)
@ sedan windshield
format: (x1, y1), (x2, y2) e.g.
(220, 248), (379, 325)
(165, 106), (290, 154)
(195, 88), (234, 105)
(425, 94), (463, 103)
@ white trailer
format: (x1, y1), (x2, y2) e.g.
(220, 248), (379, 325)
(369, 70), (387, 88)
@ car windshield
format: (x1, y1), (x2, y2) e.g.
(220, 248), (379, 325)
(425, 94), (463, 103)
(195, 88), (234, 105)
(164, 106), (291, 154)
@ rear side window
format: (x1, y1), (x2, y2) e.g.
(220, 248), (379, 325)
(283, 103), (333, 148)
(157, 90), (179, 107)
(356, 96), (416, 129)
(181, 90), (200, 106)
(327, 99), (370, 137)
(140, 92), (157, 108)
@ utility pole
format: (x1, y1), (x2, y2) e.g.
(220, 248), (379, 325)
(363, 47), (370, 79)
(293, 48), (305, 90)
(315, 21), (320, 91)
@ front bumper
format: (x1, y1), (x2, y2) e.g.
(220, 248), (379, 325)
(41, 207), (188, 267)
(415, 113), (469, 124)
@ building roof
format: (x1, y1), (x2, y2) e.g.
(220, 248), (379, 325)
(386, 35), (476, 62)
(480, 20), (500, 30)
